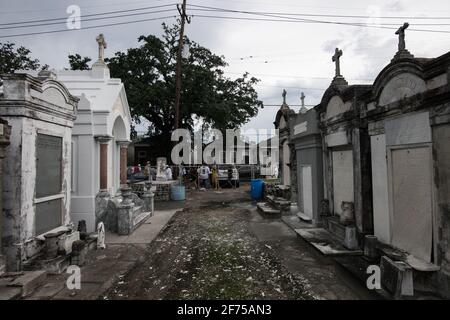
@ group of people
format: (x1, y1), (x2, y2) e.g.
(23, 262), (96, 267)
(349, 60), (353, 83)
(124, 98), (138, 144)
(130, 161), (238, 189)
(185, 164), (238, 190)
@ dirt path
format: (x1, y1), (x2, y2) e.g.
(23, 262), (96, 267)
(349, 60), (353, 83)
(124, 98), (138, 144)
(104, 186), (376, 300)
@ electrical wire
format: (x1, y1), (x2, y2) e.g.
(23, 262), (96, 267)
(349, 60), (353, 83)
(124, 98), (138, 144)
(0, 15), (176, 39)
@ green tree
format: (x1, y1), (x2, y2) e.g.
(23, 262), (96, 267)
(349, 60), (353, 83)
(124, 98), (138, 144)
(68, 53), (91, 70)
(0, 42), (42, 74)
(105, 23), (263, 158)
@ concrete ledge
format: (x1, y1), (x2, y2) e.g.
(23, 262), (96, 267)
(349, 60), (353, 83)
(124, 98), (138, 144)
(257, 202), (280, 215)
(295, 228), (363, 256)
(7, 270), (47, 297)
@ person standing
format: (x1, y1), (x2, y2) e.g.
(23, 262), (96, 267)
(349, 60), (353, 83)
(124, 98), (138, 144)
(164, 165), (173, 180)
(144, 161), (151, 179)
(211, 165), (219, 190)
(197, 164), (211, 189)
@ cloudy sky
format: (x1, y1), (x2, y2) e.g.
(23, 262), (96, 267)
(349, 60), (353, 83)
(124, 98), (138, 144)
(2, 0), (450, 135)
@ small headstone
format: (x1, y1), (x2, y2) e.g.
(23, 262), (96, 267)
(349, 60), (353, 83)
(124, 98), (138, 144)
(97, 222), (106, 250)
(343, 226), (358, 250)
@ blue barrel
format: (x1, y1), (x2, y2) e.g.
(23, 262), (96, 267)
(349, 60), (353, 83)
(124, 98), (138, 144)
(171, 185), (185, 201)
(251, 179), (264, 200)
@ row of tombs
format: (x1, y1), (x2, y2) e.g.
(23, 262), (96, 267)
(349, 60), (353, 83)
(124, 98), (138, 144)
(0, 34), (154, 276)
(263, 38), (450, 298)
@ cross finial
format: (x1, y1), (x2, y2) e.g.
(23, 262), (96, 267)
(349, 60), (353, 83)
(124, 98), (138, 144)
(395, 22), (409, 52)
(300, 92), (307, 113)
(96, 33), (107, 61)
(332, 48), (343, 78)
(282, 89), (287, 104)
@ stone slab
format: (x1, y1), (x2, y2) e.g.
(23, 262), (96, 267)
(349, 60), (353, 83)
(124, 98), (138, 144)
(80, 261), (134, 284)
(406, 255), (440, 272)
(7, 270), (47, 297)
(53, 282), (103, 300)
(256, 202), (280, 215)
(0, 285), (21, 300)
(249, 221), (294, 241)
(281, 215), (316, 231)
(25, 278), (66, 299)
(297, 211), (312, 222)
(106, 209), (178, 244)
(295, 228), (363, 256)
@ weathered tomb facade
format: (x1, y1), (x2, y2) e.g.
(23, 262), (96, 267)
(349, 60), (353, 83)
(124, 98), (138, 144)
(289, 106), (323, 225)
(317, 74), (373, 247)
(363, 47), (450, 296)
(273, 90), (296, 200)
(0, 72), (78, 270)
(0, 118), (11, 274)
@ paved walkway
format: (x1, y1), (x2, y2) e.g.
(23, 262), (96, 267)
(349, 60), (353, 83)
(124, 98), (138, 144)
(24, 208), (179, 300)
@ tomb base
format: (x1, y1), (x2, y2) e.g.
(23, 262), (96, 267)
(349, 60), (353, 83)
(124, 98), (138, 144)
(381, 255), (414, 299)
(0, 255), (5, 275)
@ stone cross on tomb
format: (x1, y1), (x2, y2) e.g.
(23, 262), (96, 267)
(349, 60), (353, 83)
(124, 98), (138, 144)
(300, 92), (307, 113)
(96, 33), (107, 61)
(395, 22), (409, 52)
(282, 89), (287, 104)
(332, 48), (343, 78)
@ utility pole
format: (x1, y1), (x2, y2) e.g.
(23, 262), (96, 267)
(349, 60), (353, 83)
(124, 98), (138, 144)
(174, 0), (190, 130)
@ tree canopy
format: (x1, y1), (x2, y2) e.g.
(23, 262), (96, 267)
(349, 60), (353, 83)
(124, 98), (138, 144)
(0, 42), (45, 74)
(105, 23), (263, 157)
(68, 54), (92, 70)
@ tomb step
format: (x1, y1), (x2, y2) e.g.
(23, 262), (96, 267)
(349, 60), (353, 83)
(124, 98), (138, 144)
(257, 202), (280, 215)
(297, 211), (312, 222)
(326, 216), (346, 243)
(133, 210), (151, 230)
(266, 195), (290, 212)
(6, 270), (47, 297)
(295, 228), (363, 256)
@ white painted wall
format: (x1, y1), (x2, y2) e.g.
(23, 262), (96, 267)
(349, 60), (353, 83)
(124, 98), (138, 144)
(332, 150), (354, 216)
(370, 134), (391, 244)
(301, 165), (313, 220)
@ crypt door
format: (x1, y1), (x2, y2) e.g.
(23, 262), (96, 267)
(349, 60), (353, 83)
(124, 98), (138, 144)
(332, 149), (354, 217)
(390, 146), (433, 263)
(301, 165), (313, 220)
(35, 134), (63, 235)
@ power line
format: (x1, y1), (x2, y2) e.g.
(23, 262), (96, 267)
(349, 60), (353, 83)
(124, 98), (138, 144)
(0, 0), (169, 15)
(187, 4), (450, 20)
(0, 9), (177, 30)
(224, 71), (373, 82)
(0, 15), (176, 39)
(0, 4), (177, 26)
(189, 14), (450, 34)
(186, 5), (450, 33)
(255, 84), (327, 91)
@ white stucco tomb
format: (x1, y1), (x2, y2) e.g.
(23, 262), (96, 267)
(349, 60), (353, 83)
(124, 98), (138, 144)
(55, 34), (132, 232)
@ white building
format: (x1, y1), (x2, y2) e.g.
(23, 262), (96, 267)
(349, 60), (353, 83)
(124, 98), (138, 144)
(56, 34), (132, 232)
